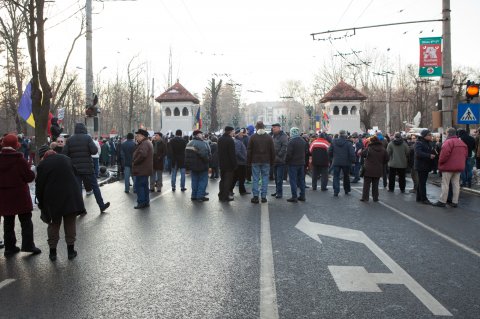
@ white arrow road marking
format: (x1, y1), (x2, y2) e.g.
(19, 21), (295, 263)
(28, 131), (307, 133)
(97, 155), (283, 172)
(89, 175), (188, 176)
(0, 279), (16, 290)
(260, 203), (279, 319)
(295, 215), (452, 317)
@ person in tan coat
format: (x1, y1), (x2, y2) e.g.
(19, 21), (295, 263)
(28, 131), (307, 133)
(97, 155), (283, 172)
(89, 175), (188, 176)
(132, 129), (153, 209)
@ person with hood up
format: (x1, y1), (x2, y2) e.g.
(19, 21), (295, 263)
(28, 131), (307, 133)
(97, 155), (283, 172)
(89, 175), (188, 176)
(414, 129), (436, 205)
(360, 136), (389, 202)
(387, 132), (410, 193)
(285, 127), (307, 203)
(328, 129), (355, 197)
(271, 123), (288, 199)
(63, 123), (110, 213)
(36, 145), (84, 261)
(0, 134), (41, 257)
(247, 121), (275, 204)
(432, 128), (467, 208)
(309, 133), (331, 191)
(185, 130), (210, 202)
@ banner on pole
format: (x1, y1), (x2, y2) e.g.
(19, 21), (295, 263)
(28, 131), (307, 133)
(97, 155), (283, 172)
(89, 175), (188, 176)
(419, 37), (442, 77)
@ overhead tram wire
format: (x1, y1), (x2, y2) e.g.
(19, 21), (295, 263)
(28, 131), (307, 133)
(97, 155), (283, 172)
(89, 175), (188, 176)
(45, 6), (85, 31)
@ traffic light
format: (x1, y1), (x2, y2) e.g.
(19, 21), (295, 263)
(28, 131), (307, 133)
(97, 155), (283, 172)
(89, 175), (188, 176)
(466, 80), (479, 101)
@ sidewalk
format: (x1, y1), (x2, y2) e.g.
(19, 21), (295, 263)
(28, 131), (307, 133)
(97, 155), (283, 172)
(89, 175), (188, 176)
(428, 172), (480, 196)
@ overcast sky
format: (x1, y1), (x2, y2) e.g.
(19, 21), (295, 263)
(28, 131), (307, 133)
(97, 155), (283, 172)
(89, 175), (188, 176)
(42, 0), (480, 103)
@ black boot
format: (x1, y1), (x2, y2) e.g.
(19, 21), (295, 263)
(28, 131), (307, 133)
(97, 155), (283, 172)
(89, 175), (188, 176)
(49, 248), (57, 261)
(67, 245), (77, 260)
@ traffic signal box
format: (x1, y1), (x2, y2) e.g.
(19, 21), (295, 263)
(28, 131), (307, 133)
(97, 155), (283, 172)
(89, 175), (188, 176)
(466, 80), (479, 101)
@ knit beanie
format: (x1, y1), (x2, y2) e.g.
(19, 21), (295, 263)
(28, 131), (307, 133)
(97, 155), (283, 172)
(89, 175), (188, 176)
(290, 127), (300, 138)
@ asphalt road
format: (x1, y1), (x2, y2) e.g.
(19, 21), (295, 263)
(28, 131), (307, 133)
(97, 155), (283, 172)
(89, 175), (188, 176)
(1, 174), (479, 318)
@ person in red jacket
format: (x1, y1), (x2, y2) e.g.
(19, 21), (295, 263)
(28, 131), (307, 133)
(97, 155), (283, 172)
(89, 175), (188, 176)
(0, 134), (41, 257)
(433, 128), (468, 208)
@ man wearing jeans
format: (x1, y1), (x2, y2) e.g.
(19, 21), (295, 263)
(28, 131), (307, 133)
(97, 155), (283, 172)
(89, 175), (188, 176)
(247, 121), (275, 204)
(286, 127), (307, 203)
(168, 129), (187, 192)
(132, 129), (153, 209)
(121, 133), (136, 193)
(270, 123), (288, 199)
(63, 123), (110, 214)
(328, 129), (355, 197)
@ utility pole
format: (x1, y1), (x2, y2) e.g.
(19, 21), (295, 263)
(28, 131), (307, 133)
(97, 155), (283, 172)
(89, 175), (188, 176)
(441, 0), (453, 131)
(386, 72), (390, 134)
(85, 0), (94, 135)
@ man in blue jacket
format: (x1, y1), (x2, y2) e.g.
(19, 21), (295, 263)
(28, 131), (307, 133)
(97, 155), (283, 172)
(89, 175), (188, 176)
(121, 133), (136, 193)
(328, 129), (355, 197)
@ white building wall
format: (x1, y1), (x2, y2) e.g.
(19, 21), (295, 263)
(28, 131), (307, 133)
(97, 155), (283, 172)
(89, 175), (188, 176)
(325, 100), (362, 134)
(159, 101), (196, 135)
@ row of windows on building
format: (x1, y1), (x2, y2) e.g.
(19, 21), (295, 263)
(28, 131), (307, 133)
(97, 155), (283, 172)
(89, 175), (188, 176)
(332, 105), (357, 115)
(164, 107), (189, 117)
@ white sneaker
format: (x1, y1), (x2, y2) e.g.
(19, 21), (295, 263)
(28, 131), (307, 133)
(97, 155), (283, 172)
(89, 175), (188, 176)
(86, 191), (93, 196)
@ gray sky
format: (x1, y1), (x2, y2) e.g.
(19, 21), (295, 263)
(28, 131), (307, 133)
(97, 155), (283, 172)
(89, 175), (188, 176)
(43, 0), (480, 103)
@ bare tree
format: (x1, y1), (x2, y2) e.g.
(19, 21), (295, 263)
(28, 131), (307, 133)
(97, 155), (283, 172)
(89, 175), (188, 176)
(208, 78), (222, 132)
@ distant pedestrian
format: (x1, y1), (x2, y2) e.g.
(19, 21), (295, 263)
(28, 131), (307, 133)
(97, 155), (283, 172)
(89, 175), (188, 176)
(232, 129), (249, 196)
(387, 132), (410, 193)
(92, 136), (101, 178)
(328, 129), (355, 197)
(121, 133), (136, 193)
(50, 117), (63, 141)
(132, 129), (153, 209)
(36, 146), (84, 261)
(433, 128), (467, 208)
(209, 136), (219, 179)
(271, 123), (288, 199)
(309, 133), (330, 191)
(150, 132), (167, 192)
(100, 139), (110, 166)
(414, 129), (436, 205)
(407, 134), (419, 193)
(360, 136), (389, 202)
(169, 129), (187, 192)
(458, 129), (476, 188)
(0, 134), (41, 257)
(218, 126), (237, 202)
(185, 130), (210, 202)
(63, 123), (110, 213)
(247, 121), (275, 204)
(286, 127), (307, 203)
(475, 128), (480, 169)
(351, 132), (363, 183)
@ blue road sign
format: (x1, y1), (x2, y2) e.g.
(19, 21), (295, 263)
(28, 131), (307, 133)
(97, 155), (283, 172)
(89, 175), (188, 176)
(457, 103), (480, 124)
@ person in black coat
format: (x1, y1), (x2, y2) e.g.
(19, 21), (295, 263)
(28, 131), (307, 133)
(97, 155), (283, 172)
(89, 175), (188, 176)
(50, 117), (63, 141)
(414, 130), (436, 204)
(458, 129), (475, 187)
(36, 146), (84, 261)
(63, 123), (110, 213)
(209, 136), (219, 179)
(168, 129), (188, 191)
(217, 126), (237, 201)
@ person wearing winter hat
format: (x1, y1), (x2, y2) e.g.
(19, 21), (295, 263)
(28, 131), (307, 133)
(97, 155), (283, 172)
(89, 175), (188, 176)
(285, 127), (307, 202)
(0, 134), (41, 257)
(247, 121), (275, 203)
(414, 129), (436, 204)
(328, 129), (356, 196)
(185, 130), (211, 202)
(218, 126), (237, 202)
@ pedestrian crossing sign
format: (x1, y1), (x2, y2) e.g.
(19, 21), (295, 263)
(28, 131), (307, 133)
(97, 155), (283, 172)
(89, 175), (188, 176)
(457, 103), (480, 124)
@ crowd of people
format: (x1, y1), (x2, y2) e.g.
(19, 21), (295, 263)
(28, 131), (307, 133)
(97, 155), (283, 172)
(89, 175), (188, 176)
(0, 121), (479, 260)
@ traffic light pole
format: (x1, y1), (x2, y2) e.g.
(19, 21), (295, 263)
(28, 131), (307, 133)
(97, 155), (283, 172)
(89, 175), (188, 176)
(441, 0), (453, 131)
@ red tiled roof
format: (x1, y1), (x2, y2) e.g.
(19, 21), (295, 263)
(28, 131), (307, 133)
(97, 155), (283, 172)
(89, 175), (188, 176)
(155, 81), (200, 104)
(320, 80), (367, 103)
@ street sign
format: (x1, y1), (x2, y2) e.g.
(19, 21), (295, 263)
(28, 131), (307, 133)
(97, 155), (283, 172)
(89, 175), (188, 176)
(419, 37), (442, 77)
(457, 103), (480, 124)
(295, 215), (452, 316)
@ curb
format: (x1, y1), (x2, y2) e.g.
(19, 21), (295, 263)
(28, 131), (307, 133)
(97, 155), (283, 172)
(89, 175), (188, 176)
(429, 180), (480, 196)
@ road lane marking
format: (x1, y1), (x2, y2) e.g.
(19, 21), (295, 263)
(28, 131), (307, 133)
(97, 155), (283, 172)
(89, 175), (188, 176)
(351, 188), (480, 259)
(296, 216), (453, 316)
(0, 279), (15, 290)
(260, 203), (279, 319)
